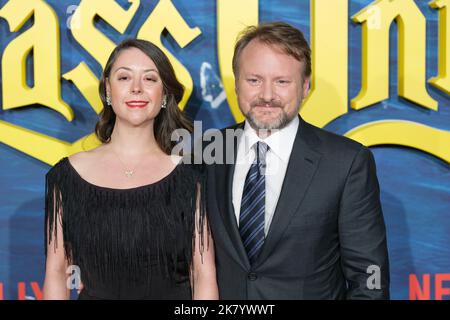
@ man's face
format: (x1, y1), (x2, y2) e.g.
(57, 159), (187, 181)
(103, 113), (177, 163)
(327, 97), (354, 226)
(235, 40), (310, 130)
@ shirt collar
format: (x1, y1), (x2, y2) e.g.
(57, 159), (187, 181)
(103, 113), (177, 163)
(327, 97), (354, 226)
(242, 116), (299, 162)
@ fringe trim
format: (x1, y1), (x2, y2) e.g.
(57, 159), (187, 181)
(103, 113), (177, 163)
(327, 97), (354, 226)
(44, 157), (208, 291)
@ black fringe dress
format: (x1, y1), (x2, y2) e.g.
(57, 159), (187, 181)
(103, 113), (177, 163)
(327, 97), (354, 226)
(44, 157), (207, 300)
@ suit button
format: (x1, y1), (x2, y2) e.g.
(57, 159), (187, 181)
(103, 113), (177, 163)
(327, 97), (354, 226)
(248, 272), (258, 281)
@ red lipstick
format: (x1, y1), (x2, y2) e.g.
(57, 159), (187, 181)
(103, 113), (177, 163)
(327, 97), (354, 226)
(126, 100), (148, 108)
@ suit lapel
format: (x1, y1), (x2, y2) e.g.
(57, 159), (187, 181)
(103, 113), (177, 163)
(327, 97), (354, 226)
(214, 124), (251, 269)
(255, 116), (322, 266)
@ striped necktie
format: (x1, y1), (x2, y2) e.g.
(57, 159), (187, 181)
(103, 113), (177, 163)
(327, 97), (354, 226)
(239, 141), (268, 264)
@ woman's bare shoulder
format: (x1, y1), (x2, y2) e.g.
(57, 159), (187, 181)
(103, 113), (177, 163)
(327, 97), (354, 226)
(68, 146), (108, 175)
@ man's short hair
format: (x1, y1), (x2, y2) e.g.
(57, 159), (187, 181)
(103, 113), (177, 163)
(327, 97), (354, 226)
(232, 21), (311, 79)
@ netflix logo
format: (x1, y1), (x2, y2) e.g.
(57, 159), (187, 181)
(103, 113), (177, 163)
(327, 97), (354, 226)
(409, 274), (450, 300)
(0, 282), (42, 300)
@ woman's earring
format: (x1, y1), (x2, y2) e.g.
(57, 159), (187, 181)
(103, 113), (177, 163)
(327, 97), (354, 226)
(106, 94), (112, 106)
(161, 96), (167, 109)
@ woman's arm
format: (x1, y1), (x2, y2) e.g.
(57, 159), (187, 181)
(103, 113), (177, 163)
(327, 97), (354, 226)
(42, 190), (71, 300)
(191, 219), (219, 300)
(190, 184), (219, 300)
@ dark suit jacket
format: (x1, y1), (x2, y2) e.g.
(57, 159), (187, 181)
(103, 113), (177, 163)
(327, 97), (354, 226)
(205, 116), (390, 299)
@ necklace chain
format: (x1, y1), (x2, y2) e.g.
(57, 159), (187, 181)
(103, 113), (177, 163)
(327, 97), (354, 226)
(112, 149), (146, 178)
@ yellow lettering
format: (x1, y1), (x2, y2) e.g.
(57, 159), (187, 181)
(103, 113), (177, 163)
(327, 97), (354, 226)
(137, 0), (201, 109)
(63, 62), (103, 114)
(70, 0), (140, 68)
(351, 0), (437, 111)
(301, 0), (348, 128)
(429, 0), (450, 94)
(0, 1), (448, 165)
(0, 0), (73, 121)
(0, 120), (100, 165)
(63, 0), (140, 114)
(217, 0), (258, 123)
(345, 120), (450, 163)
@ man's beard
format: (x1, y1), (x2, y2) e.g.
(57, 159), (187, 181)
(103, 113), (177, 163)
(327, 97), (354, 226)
(244, 98), (298, 130)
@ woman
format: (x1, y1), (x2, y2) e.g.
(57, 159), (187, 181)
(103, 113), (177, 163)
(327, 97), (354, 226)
(42, 39), (218, 299)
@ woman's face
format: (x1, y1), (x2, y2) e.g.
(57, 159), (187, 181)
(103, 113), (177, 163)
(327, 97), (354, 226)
(106, 47), (165, 127)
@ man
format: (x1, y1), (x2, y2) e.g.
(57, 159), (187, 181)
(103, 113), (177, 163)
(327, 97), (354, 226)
(205, 22), (390, 299)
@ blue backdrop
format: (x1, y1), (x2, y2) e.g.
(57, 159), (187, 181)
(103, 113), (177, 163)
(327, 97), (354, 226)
(0, 0), (449, 300)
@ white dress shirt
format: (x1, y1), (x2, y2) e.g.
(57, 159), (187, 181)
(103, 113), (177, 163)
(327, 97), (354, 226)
(232, 117), (299, 235)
